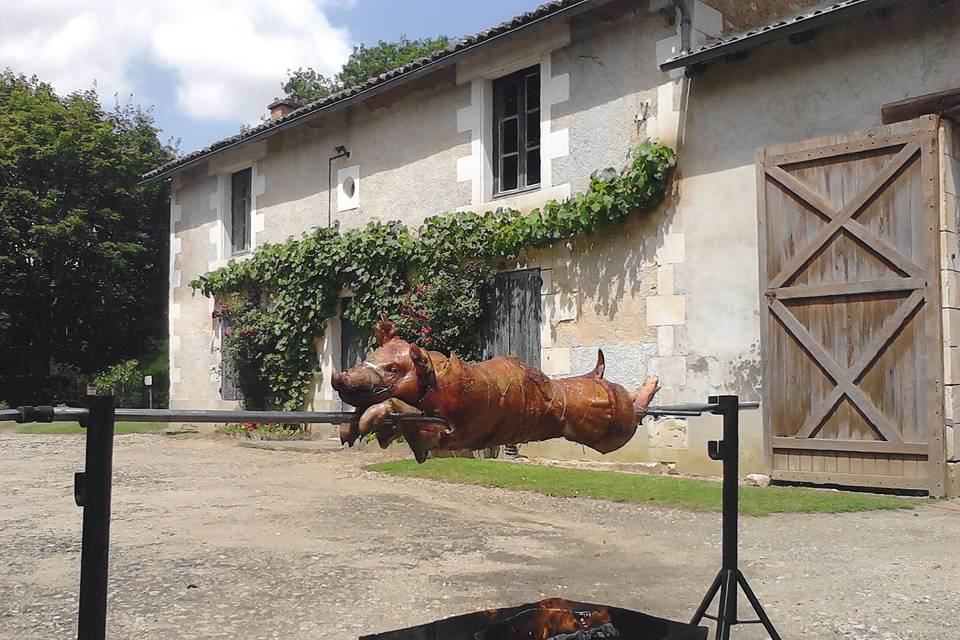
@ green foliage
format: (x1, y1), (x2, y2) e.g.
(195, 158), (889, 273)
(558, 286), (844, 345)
(0, 71), (174, 405)
(337, 36), (451, 88)
(0, 401), (8, 410)
(394, 261), (496, 360)
(282, 36), (451, 105)
(281, 67), (338, 104)
(366, 459), (917, 516)
(214, 296), (275, 410)
(93, 359), (142, 406)
(47, 361), (88, 400)
(216, 422), (305, 439)
(193, 142), (676, 410)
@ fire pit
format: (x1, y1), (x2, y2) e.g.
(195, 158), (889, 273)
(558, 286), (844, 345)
(360, 598), (707, 640)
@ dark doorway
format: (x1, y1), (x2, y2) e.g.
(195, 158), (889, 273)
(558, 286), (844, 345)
(483, 268), (542, 367)
(339, 299), (367, 410)
(220, 319), (239, 402)
(482, 268), (542, 457)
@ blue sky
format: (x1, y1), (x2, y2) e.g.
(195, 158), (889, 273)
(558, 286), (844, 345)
(2, 1), (543, 155)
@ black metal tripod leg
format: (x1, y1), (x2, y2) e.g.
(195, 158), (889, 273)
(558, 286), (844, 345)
(690, 570), (722, 625)
(716, 570), (737, 640)
(736, 572), (782, 640)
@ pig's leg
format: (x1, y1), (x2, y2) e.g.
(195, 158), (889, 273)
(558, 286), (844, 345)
(338, 408), (365, 446)
(339, 416), (361, 447)
(359, 398), (416, 440)
(358, 398), (444, 463)
(630, 376), (661, 415)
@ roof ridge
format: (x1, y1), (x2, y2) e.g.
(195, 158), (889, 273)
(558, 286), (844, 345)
(144, 0), (593, 182)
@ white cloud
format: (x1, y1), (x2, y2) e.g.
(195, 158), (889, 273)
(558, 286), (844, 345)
(0, 0), (352, 122)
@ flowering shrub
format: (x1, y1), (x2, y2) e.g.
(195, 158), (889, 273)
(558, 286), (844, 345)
(216, 422), (304, 438)
(213, 297), (273, 410)
(393, 260), (495, 360)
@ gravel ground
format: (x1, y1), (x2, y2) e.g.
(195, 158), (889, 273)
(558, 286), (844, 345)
(1, 432), (958, 639)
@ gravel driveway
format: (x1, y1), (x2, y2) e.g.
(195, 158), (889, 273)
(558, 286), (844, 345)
(1, 432), (958, 639)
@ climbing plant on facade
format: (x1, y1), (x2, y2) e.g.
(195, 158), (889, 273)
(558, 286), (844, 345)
(192, 141), (676, 410)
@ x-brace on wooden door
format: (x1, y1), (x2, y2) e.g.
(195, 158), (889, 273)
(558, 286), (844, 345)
(757, 116), (946, 496)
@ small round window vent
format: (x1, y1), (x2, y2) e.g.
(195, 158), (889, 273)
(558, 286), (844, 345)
(342, 176), (356, 199)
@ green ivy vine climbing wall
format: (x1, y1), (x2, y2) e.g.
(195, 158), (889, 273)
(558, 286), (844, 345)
(192, 141), (676, 410)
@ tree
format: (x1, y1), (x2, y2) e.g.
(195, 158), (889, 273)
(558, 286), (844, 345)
(282, 36), (451, 105)
(0, 71), (174, 404)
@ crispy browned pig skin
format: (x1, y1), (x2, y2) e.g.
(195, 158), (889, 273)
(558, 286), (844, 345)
(330, 316), (660, 463)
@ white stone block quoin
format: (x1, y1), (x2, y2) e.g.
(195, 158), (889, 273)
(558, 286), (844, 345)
(657, 326), (675, 357)
(542, 347), (572, 376)
(945, 346), (960, 385)
(943, 308), (960, 346)
(657, 264), (675, 295)
(944, 385), (960, 423)
(942, 268), (960, 310)
(940, 231), (959, 272)
(647, 295), (685, 327)
(647, 355), (686, 387)
(656, 233), (685, 265)
(545, 291), (578, 323)
(168, 176), (183, 392)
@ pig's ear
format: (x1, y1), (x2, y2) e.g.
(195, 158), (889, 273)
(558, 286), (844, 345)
(374, 314), (398, 345)
(409, 344), (437, 391)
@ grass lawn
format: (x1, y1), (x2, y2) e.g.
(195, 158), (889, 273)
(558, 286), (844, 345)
(0, 421), (167, 435)
(365, 458), (918, 516)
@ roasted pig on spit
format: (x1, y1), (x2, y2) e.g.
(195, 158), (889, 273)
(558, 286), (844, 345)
(331, 316), (660, 462)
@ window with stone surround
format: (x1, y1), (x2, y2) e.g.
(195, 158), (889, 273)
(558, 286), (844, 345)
(493, 65), (541, 197)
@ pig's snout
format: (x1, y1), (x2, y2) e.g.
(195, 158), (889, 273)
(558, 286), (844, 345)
(331, 366), (377, 394)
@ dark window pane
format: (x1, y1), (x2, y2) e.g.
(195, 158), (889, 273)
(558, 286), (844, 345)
(502, 83), (519, 116)
(525, 73), (540, 109)
(527, 148), (541, 186)
(501, 155), (518, 192)
(526, 111), (540, 147)
(230, 168), (251, 253)
(493, 64), (540, 197)
(501, 117), (518, 154)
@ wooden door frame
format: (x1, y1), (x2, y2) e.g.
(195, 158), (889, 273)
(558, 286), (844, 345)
(756, 115), (947, 496)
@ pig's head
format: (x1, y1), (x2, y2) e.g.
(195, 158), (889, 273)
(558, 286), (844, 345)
(330, 315), (435, 409)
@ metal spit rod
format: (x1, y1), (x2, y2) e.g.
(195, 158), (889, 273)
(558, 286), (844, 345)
(3, 401), (760, 426)
(2, 407), (448, 425)
(0, 401), (762, 423)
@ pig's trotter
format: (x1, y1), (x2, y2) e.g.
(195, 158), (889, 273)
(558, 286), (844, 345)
(357, 402), (393, 438)
(630, 375), (661, 415)
(358, 398), (423, 446)
(340, 422), (360, 447)
(357, 398), (443, 462)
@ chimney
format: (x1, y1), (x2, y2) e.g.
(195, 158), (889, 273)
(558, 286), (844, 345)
(267, 98), (299, 120)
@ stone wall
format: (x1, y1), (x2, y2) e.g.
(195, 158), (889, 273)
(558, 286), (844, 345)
(167, 1), (960, 479)
(528, 1), (960, 477)
(168, 1), (682, 423)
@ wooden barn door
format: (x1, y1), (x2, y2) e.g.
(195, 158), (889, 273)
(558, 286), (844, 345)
(758, 116), (946, 495)
(483, 268), (542, 367)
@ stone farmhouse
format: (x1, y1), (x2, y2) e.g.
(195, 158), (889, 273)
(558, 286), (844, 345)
(145, 0), (960, 496)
